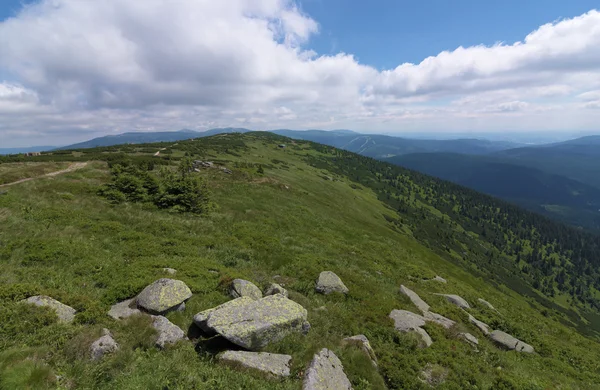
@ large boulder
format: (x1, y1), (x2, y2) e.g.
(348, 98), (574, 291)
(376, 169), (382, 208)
(389, 309), (432, 347)
(198, 294), (310, 350)
(303, 348), (352, 390)
(152, 315), (187, 349)
(136, 279), (192, 314)
(342, 334), (377, 367)
(90, 329), (119, 360)
(435, 294), (471, 309)
(230, 279), (262, 300)
(22, 296), (76, 323)
(264, 283), (288, 298)
(399, 285), (430, 313)
(107, 298), (141, 320)
(193, 297), (252, 334)
(468, 314), (490, 336)
(489, 330), (534, 353)
(218, 351), (292, 378)
(315, 271), (349, 295)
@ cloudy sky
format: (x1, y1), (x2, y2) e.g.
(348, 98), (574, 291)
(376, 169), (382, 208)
(1, 0), (600, 147)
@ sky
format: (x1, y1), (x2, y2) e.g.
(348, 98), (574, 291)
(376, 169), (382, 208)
(1, 1), (600, 147)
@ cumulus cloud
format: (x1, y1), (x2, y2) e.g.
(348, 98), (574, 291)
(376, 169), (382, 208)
(0, 1), (600, 145)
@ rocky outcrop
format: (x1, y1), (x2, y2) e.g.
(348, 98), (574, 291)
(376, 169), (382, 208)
(435, 294), (471, 309)
(136, 279), (192, 315)
(195, 294), (309, 350)
(458, 332), (479, 346)
(423, 311), (456, 329)
(90, 329), (119, 360)
(303, 348), (352, 390)
(489, 330), (534, 353)
(342, 334), (377, 367)
(218, 351), (292, 377)
(315, 271), (349, 295)
(468, 314), (490, 336)
(22, 295), (76, 323)
(399, 285), (430, 313)
(152, 315), (187, 349)
(230, 279), (263, 300)
(107, 298), (141, 320)
(264, 283), (288, 298)
(389, 309), (432, 347)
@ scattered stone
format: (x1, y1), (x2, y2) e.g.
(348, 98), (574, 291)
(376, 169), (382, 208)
(152, 315), (187, 349)
(303, 348), (352, 390)
(458, 332), (479, 346)
(489, 330), (534, 353)
(264, 283), (288, 298)
(198, 294), (310, 350)
(478, 298), (496, 311)
(108, 298), (141, 320)
(434, 294), (471, 309)
(423, 311), (456, 329)
(163, 268), (177, 275)
(90, 329), (119, 360)
(342, 334), (377, 367)
(420, 364), (449, 387)
(399, 285), (430, 313)
(22, 296), (76, 323)
(315, 271), (349, 295)
(468, 314), (490, 336)
(222, 167), (233, 174)
(218, 351), (292, 378)
(230, 279), (263, 300)
(433, 276), (447, 283)
(389, 309), (432, 347)
(136, 278), (192, 315)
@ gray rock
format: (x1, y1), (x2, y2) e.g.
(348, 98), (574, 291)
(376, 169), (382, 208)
(193, 297), (252, 334)
(478, 298), (496, 311)
(399, 285), (430, 313)
(108, 298), (141, 320)
(90, 329), (119, 360)
(433, 276), (447, 283)
(218, 351), (292, 377)
(389, 309), (432, 347)
(423, 311), (456, 329)
(489, 330), (534, 353)
(163, 268), (177, 275)
(200, 294), (309, 350)
(435, 294), (471, 309)
(468, 314), (490, 336)
(315, 271), (349, 295)
(152, 315), (187, 349)
(342, 334), (377, 367)
(303, 348), (352, 390)
(264, 283), (288, 298)
(22, 296), (76, 323)
(230, 279), (263, 300)
(458, 332), (479, 346)
(136, 278), (192, 315)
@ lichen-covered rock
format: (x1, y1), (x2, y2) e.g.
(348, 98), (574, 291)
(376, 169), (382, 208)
(90, 329), (119, 360)
(342, 334), (377, 367)
(490, 330), (534, 353)
(152, 315), (187, 349)
(458, 332), (479, 346)
(193, 297), (252, 334)
(303, 348), (352, 390)
(22, 295), (76, 323)
(399, 285), (430, 313)
(315, 271), (349, 295)
(423, 311), (455, 329)
(468, 314), (490, 336)
(108, 298), (141, 320)
(218, 351), (292, 377)
(136, 279), (192, 314)
(389, 309), (432, 347)
(264, 283), (288, 298)
(201, 294), (309, 350)
(435, 294), (471, 309)
(478, 298), (496, 311)
(230, 279), (263, 300)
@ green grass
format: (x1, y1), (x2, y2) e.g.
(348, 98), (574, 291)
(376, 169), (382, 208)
(0, 161), (71, 185)
(0, 134), (599, 389)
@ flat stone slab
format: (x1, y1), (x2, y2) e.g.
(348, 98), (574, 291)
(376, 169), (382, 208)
(152, 315), (187, 348)
(136, 278), (192, 315)
(22, 295), (76, 323)
(490, 330), (534, 353)
(468, 314), (490, 336)
(264, 283), (288, 298)
(343, 334), (377, 367)
(218, 351), (292, 377)
(90, 329), (119, 360)
(108, 298), (141, 320)
(303, 348), (352, 390)
(200, 294), (309, 350)
(230, 279), (262, 300)
(423, 311), (455, 329)
(315, 271), (349, 295)
(400, 285), (430, 313)
(389, 309), (432, 347)
(434, 294), (471, 309)
(193, 297), (252, 334)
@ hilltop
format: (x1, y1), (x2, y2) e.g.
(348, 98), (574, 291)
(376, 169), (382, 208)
(0, 132), (599, 389)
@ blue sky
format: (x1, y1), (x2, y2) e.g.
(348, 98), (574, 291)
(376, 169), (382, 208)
(0, 1), (600, 146)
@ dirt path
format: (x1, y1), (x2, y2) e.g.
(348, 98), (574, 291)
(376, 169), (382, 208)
(0, 162), (88, 188)
(154, 147), (167, 156)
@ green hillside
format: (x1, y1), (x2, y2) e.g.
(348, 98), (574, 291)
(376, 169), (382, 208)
(1, 132), (599, 389)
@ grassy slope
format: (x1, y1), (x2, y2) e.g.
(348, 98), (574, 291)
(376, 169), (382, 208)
(0, 135), (599, 389)
(0, 162), (71, 185)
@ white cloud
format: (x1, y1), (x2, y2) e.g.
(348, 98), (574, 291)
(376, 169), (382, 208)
(0, 2), (600, 146)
